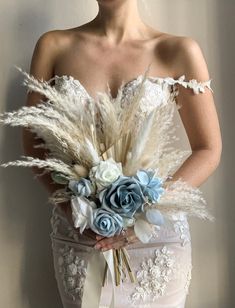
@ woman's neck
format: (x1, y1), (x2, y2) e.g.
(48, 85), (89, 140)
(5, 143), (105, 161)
(91, 0), (148, 45)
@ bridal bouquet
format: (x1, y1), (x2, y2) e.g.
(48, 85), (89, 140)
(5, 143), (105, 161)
(0, 65), (214, 287)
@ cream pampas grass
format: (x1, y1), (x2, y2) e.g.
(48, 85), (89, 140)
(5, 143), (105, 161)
(0, 65), (214, 221)
(1, 156), (77, 179)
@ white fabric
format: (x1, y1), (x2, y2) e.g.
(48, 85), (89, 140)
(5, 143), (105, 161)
(49, 74), (213, 308)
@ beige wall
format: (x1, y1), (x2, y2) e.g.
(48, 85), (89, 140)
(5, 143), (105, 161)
(0, 0), (233, 307)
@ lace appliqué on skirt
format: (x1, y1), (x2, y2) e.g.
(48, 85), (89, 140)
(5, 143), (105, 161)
(129, 246), (176, 304)
(50, 205), (80, 242)
(57, 244), (87, 301)
(173, 220), (191, 246)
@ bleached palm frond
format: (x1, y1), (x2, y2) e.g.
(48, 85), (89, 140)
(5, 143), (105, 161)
(123, 108), (156, 175)
(84, 137), (101, 165)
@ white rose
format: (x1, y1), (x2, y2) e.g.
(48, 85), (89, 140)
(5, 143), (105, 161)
(89, 158), (123, 191)
(71, 196), (96, 232)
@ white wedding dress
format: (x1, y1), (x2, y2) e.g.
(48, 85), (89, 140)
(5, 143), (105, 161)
(49, 73), (213, 308)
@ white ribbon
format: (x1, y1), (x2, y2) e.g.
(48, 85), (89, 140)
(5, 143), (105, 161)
(81, 249), (116, 308)
(103, 250), (115, 308)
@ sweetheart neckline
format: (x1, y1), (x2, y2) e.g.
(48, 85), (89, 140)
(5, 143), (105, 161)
(51, 73), (213, 99)
(53, 73), (147, 100)
(14, 65), (213, 98)
(51, 73), (187, 100)
(49, 74), (213, 100)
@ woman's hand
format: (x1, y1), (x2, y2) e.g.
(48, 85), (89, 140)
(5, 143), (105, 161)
(94, 227), (140, 251)
(58, 201), (139, 245)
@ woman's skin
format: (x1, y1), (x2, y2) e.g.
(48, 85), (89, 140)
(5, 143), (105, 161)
(23, 0), (222, 252)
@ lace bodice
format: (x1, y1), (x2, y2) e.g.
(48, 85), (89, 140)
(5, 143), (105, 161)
(50, 73), (213, 111)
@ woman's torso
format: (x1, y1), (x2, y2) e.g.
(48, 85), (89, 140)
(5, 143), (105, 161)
(50, 22), (184, 99)
(48, 23), (192, 249)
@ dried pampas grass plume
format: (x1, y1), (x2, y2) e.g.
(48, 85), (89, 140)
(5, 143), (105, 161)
(0, 63), (214, 221)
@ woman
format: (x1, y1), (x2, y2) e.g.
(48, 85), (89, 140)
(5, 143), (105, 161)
(23, 0), (222, 307)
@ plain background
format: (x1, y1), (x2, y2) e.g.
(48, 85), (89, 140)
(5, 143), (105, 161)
(0, 0), (234, 307)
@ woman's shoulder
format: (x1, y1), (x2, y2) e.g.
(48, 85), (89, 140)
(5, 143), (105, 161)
(36, 28), (76, 47)
(154, 32), (201, 62)
(34, 28), (80, 62)
(154, 32), (208, 80)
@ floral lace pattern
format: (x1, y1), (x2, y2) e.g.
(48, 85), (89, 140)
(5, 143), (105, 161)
(173, 220), (191, 246)
(50, 205), (192, 307)
(130, 246), (176, 304)
(50, 204), (80, 242)
(52, 73), (213, 103)
(57, 244), (87, 301)
(52, 75), (89, 101)
(152, 74), (213, 95)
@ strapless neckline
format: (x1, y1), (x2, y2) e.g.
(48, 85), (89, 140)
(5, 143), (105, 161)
(50, 73), (213, 100)
(14, 65), (213, 100)
(51, 73), (146, 100)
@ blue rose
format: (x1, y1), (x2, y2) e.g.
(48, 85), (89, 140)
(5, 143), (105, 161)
(98, 176), (145, 218)
(90, 208), (123, 237)
(134, 169), (165, 203)
(68, 178), (95, 197)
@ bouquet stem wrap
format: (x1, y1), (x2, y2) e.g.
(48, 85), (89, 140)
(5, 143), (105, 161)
(82, 247), (135, 308)
(81, 250), (114, 308)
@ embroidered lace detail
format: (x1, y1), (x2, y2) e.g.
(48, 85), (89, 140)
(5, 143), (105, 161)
(150, 74), (213, 95)
(57, 243), (87, 301)
(130, 246), (176, 304)
(52, 73), (213, 101)
(50, 205), (80, 242)
(51, 75), (89, 101)
(171, 76), (213, 95)
(173, 219), (191, 246)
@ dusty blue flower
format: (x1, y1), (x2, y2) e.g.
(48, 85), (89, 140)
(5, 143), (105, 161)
(134, 169), (165, 203)
(68, 178), (95, 197)
(90, 208), (123, 237)
(99, 176), (145, 218)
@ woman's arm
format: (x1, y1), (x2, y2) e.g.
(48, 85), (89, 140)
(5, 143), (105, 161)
(170, 37), (222, 187)
(22, 31), (74, 224)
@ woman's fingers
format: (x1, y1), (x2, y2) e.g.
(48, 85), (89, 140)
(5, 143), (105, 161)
(94, 235), (118, 249)
(96, 234), (105, 240)
(98, 239), (126, 251)
(94, 230), (139, 251)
